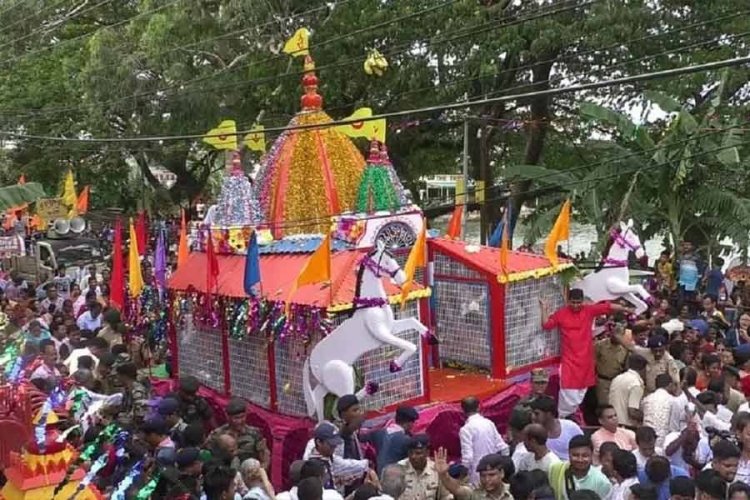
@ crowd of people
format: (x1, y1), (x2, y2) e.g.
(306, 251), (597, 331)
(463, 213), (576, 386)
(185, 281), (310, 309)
(2, 235), (750, 500)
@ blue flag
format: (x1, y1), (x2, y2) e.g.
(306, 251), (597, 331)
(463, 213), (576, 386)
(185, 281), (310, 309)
(489, 221), (505, 248)
(244, 232), (261, 296)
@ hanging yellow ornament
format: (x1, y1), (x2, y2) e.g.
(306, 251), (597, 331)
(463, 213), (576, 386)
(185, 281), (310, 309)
(364, 49), (388, 77)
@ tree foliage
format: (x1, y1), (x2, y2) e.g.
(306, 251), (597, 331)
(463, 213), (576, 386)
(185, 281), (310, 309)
(0, 0), (746, 240)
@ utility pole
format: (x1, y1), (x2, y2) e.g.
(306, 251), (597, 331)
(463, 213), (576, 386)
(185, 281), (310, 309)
(461, 119), (469, 239)
(479, 118), (489, 245)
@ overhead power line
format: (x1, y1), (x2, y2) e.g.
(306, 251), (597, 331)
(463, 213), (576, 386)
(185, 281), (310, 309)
(2, 53), (747, 144)
(0, 0), (595, 119)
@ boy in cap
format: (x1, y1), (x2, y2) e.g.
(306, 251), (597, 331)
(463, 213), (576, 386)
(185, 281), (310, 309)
(307, 421), (370, 494)
(434, 448), (512, 500)
(398, 434), (450, 500)
(209, 397), (269, 467)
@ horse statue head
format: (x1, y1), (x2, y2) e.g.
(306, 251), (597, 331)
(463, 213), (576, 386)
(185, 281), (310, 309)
(613, 219), (645, 259)
(363, 240), (406, 285)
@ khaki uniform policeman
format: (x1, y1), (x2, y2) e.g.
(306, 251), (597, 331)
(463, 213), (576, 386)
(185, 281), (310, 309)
(399, 434), (451, 500)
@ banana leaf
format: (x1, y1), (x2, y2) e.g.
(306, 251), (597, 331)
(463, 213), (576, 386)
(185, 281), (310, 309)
(0, 182), (46, 211)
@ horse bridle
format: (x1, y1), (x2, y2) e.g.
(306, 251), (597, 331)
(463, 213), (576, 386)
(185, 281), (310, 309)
(361, 249), (400, 278)
(604, 227), (642, 267)
(610, 227), (642, 253)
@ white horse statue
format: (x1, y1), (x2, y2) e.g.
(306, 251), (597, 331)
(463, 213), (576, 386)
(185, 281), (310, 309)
(303, 241), (429, 421)
(573, 219), (652, 315)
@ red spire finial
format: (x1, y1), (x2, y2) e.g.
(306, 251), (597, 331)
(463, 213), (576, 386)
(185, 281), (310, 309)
(300, 55), (323, 111)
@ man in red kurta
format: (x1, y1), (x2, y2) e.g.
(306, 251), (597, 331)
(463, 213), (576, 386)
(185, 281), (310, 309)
(541, 288), (633, 417)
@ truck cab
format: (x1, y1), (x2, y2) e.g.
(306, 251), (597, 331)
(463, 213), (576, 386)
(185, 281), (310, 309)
(14, 238), (107, 285)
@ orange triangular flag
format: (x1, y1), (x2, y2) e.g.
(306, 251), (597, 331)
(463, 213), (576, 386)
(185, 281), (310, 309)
(445, 205), (463, 239)
(287, 234), (332, 313)
(401, 224), (427, 308)
(76, 186), (90, 214)
(177, 209), (189, 268)
(544, 199), (571, 268)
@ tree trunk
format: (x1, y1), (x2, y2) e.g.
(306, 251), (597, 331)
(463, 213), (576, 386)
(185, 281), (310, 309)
(509, 60), (554, 236)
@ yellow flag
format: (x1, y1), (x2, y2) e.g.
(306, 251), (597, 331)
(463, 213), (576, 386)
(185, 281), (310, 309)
(244, 124), (266, 152)
(283, 28), (310, 57)
(61, 170), (77, 217)
(336, 108), (387, 143)
(544, 199), (571, 268)
(128, 219), (144, 297)
(287, 233), (331, 313)
(203, 120), (238, 151)
(401, 224), (427, 307)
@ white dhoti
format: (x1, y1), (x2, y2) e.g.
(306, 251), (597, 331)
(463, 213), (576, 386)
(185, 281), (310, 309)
(558, 388), (587, 417)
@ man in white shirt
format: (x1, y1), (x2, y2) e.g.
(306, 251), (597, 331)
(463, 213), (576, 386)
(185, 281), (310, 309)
(669, 367), (700, 433)
(39, 283), (65, 314)
(64, 336), (109, 373)
(663, 422), (712, 471)
(609, 354), (648, 427)
(632, 426), (663, 468)
(77, 302), (103, 331)
(459, 396), (509, 486)
(641, 373), (676, 447)
(608, 449), (640, 500)
(515, 423), (560, 475)
(529, 395), (583, 461)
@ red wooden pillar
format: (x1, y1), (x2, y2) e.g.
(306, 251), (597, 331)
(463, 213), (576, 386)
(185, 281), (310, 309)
(221, 298), (232, 395)
(490, 281), (506, 379)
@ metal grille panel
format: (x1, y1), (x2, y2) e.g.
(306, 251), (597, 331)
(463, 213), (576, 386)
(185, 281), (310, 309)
(503, 274), (564, 373)
(177, 315), (225, 392)
(228, 335), (271, 408)
(274, 331), (322, 417)
(434, 252), (483, 280)
(433, 279), (491, 368)
(354, 301), (424, 411)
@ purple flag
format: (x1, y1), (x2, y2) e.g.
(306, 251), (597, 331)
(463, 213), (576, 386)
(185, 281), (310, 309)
(154, 230), (167, 288)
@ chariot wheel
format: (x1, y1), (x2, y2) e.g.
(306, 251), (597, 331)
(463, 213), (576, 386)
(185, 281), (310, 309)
(375, 221), (417, 248)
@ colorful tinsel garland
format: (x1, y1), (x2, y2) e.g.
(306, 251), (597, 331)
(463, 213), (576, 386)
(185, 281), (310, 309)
(173, 293), (333, 342)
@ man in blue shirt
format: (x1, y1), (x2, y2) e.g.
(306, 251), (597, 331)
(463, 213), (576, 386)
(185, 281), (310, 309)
(704, 258), (725, 298)
(677, 241), (703, 302)
(637, 456), (688, 500)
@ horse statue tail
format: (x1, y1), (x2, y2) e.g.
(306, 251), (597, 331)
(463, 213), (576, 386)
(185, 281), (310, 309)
(302, 358), (316, 418)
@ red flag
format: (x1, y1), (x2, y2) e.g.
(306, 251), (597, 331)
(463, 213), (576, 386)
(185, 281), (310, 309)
(206, 230), (220, 299)
(109, 219), (125, 309)
(135, 211), (147, 256)
(445, 205), (463, 239)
